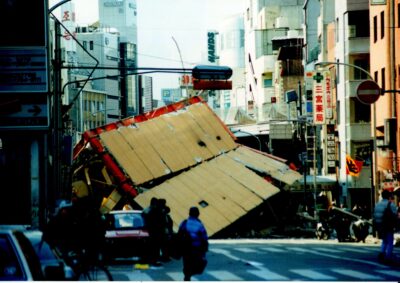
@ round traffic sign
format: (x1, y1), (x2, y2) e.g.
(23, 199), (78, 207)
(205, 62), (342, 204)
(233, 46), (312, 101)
(356, 80), (381, 104)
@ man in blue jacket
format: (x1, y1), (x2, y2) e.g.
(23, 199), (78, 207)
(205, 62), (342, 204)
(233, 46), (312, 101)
(373, 190), (398, 263)
(178, 206), (208, 281)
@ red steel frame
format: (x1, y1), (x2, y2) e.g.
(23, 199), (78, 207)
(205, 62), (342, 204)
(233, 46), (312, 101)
(72, 96), (237, 197)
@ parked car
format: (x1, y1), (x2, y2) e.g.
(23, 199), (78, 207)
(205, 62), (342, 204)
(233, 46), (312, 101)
(0, 225), (74, 281)
(104, 210), (149, 260)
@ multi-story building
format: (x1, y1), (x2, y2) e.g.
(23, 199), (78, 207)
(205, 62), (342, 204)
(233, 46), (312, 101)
(244, 0), (304, 122)
(161, 88), (183, 105)
(307, 0), (372, 211)
(99, 0), (140, 117)
(75, 28), (121, 129)
(369, 0), (400, 197)
(335, 0), (372, 210)
(218, 14), (246, 112)
(138, 75), (153, 113)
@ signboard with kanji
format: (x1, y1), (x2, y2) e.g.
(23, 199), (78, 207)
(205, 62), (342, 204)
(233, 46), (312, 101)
(324, 71), (333, 120)
(313, 72), (325, 124)
(0, 0), (48, 93)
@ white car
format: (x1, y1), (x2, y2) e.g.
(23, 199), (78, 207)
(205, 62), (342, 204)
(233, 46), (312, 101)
(0, 225), (74, 281)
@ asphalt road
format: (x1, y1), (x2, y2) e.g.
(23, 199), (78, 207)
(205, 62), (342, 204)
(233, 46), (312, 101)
(107, 238), (400, 281)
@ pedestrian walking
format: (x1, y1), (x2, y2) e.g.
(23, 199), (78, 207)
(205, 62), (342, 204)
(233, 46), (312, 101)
(178, 206), (208, 281)
(143, 197), (163, 266)
(373, 190), (398, 263)
(158, 199), (173, 262)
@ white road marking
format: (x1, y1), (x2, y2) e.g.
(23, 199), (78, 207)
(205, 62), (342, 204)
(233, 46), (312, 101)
(248, 267), (290, 281)
(207, 270), (243, 280)
(211, 248), (241, 261)
(375, 269), (400, 278)
(260, 247), (285, 253)
(126, 271), (154, 281)
(166, 271), (196, 281)
(332, 268), (384, 280)
(286, 247), (310, 253)
(313, 247), (343, 253)
(340, 247), (370, 253)
(234, 247), (256, 253)
(290, 269), (336, 280)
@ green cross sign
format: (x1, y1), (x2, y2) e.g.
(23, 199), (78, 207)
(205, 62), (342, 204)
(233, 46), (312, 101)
(313, 72), (324, 83)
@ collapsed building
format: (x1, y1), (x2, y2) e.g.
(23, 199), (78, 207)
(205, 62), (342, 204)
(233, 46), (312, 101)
(72, 97), (302, 237)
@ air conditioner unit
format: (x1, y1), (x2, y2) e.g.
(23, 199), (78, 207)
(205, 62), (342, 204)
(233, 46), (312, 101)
(348, 25), (356, 38)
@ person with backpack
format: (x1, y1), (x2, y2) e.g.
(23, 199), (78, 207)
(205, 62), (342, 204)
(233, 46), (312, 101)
(373, 190), (398, 264)
(178, 206), (208, 281)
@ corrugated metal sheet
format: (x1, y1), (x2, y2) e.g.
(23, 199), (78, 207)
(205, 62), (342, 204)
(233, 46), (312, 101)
(133, 152), (280, 236)
(74, 97), (302, 237)
(226, 146), (302, 185)
(98, 103), (237, 186)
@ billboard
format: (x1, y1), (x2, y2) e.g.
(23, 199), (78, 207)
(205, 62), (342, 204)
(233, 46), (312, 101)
(0, 0), (48, 93)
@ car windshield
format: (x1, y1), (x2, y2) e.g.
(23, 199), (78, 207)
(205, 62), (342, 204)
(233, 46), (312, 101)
(0, 234), (25, 280)
(25, 232), (57, 261)
(112, 213), (144, 229)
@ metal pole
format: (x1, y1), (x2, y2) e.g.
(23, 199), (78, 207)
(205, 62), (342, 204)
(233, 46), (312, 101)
(315, 61), (378, 213)
(313, 130), (317, 218)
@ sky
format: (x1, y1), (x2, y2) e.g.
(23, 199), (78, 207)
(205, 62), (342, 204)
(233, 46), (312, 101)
(53, 0), (246, 98)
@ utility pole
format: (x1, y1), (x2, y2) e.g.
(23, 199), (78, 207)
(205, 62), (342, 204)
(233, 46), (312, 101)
(52, 20), (63, 203)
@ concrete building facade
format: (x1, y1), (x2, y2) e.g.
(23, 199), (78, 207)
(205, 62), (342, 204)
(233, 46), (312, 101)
(370, 0), (400, 197)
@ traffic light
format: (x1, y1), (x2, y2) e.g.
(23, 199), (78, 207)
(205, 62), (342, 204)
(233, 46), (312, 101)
(192, 65), (233, 80)
(193, 80), (232, 90)
(191, 65), (233, 90)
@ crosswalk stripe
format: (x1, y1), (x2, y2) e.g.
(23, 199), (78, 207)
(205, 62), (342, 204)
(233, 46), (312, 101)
(248, 268), (289, 281)
(290, 269), (336, 280)
(339, 247), (370, 254)
(126, 271), (154, 281)
(286, 247), (310, 253)
(166, 272), (194, 281)
(332, 268), (384, 280)
(260, 247), (285, 253)
(207, 270), (243, 280)
(313, 247), (343, 253)
(375, 269), (400, 278)
(234, 247), (256, 253)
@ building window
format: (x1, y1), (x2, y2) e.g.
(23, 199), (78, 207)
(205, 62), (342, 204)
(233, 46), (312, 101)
(336, 18), (339, 42)
(336, 59), (340, 84)
(353, 59), (369, 80)
(348, 10), (369, 37)
(263, 73), (273, 87)
(381, 68), (386, 91)
(350, 98), (371, 123)
(240, 30), (245, 48)
(374, 71), (378, 82)
(82, 41), (87, 49)
(380, 11), (385, 39)
(398, 65), (400, 88)
(373, 16), (377, 43)
(398, 4), (400, 28)
(89, 40), (93, 50)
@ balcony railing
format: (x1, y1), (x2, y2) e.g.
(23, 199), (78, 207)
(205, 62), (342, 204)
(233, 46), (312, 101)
(346, 122), (371, 141)
(345, 37), (369, 55)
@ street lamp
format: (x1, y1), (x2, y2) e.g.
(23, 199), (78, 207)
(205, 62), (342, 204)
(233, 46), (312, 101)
(230, 129), (262, 151)
(314, 61), (377, 216)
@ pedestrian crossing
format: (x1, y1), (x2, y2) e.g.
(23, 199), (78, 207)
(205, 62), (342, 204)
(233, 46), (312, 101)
(109, 244), (400, 281)
(114, 265), (400, 281)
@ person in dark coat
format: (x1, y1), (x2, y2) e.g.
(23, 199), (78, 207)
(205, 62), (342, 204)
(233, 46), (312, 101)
(373, 190), (398, 263)
(143, 197), (163, 265)
(178, 206), (208, 281)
